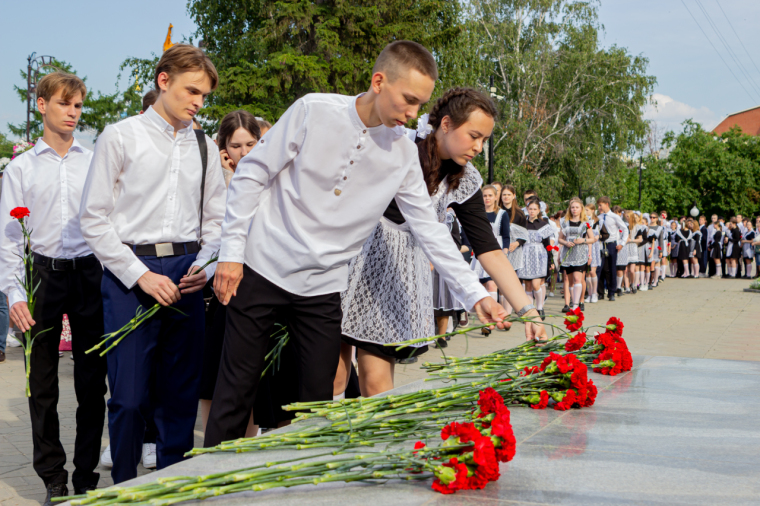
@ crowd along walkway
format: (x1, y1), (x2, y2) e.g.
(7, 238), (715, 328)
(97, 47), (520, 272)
(0, 277), (758, 504)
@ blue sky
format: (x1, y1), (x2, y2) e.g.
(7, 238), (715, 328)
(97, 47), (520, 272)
(2, 0), (760, 145)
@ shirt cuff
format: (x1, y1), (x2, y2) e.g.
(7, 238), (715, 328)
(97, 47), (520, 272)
(120, 259), (150, 289)
(463, 284), (491, 312)
(219, 238), (246, 264)
(8, 289), (27, 307)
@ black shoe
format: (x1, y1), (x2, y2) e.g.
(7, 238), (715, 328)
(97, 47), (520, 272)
(579, 303), (585, 311)
(479, 326), (491, 337)
(436, 338), (448, 348)
(616, 288), (622, 296)
(561, 305), (570, 313)
(0, 351), (5, 364)
(608, 295), (616, 301)
(74, 485), (97, 495)
(631, 286), (637, 294)
(396, 356), (418, 364)
(539, 309), (545, 321)
(43, 483), (68, 506)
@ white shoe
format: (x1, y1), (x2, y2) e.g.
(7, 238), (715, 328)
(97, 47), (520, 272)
(6, 334), (21, 348)
(584, 296), (591, 303)
(100, 444), (113, 468)
(548, 292), (555, 297)
(640, 285), (648, 291)
(142, 443), (156, 469)
(591, 294), (599, 303)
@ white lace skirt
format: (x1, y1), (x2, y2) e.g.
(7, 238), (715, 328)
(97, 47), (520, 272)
(590, 240), (602, 267)
(433, 270), (464, 311)
(341, 218), (434, 348)
(625, 242), (638, 264)
(516, 243), (547, 280)
(616, 242), (629, 266)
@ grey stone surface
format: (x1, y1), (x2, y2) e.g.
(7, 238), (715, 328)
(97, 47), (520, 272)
(66, 355), (760, 506)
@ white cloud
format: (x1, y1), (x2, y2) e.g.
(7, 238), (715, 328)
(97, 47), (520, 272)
(643, 93), (720, 133)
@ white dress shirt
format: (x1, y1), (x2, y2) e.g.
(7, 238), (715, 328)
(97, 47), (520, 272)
(79, 107), (227, 289)
(598, 211), (630, 244)
(221, 93), (488, 310)
(0, 139), (94, 306)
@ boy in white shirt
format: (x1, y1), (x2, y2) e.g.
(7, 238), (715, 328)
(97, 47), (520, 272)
(0, 73), (107, 505)
(206, 41), (507, 446)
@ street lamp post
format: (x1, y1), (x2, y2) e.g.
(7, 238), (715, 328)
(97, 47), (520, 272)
(487, 76), (495, 184)
(637, 155), (643, 209)
(26, 53), (59, 142)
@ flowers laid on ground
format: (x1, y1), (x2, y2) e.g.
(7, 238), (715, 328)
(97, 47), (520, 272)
(61, 310), (631, 505)
(10, 207), (54, 397)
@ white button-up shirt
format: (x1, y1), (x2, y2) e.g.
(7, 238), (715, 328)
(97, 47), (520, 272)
(0, 139), (94, 306)
(221, 93), (488, 310)
(79, 107), (227, 289)
(598, 211), (630, 244)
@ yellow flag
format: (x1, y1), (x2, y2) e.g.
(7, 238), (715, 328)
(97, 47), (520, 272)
(163, 24), (175, 52)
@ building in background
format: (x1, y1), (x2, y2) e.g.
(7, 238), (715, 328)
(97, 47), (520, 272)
(713, 106), (760, 135)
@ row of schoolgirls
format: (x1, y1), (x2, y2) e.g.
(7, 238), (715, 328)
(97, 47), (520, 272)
(468, 186), (760, 323)
(0, 42), (552, 505)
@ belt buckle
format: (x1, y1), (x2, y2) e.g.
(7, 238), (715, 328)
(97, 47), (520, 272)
(50, 258), (64, 271)
(155, 243), (174, 258)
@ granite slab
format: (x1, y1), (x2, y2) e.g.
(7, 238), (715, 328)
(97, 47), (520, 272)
(74, 355), (760, 505)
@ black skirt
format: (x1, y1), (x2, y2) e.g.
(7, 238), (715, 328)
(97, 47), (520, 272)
(342, 335), (429, 361)
(677, 242), (691, 261)
(562, 263), (588, 274)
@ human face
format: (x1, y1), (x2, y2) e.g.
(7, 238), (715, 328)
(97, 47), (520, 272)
(225, 127), (258, 165)
(372, 69), (435, 128)
(527, 203), (540, 220)
(501, 189), (515, 208)
(699, 216), (706, 225)
(37, 89), (83, 135)
(711, 214), (717, 223)
(482, 189), (496, 212)
(436, 109), (495, 166)
(155, 70), (212, 125)
(569, 201), (582, 219)
(737, 214), (743, 223)
(671, 222), (677, 230)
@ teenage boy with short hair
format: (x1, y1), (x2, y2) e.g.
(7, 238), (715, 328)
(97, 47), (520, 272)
(0, 72), (107, 505)
(79, 44), (227, 484)
(205, 40), (508, 446)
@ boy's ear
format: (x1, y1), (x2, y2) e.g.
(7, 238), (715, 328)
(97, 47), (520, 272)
(370, 71), (386, 94)
(37, 97), (47, 115)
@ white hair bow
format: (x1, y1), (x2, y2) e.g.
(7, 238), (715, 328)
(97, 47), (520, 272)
(416, 113), (433, 139)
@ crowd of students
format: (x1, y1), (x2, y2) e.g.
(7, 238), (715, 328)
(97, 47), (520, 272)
(466, 187), (760, 329)
(1, 39), (757, 506)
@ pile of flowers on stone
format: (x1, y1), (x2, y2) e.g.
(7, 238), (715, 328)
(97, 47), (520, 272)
(59, 310), (631, 504)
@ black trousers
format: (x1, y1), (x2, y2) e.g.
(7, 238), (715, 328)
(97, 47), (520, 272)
(26, 257), (107, 489)
(598, 242), (618, 298)
(204, 266), (343, 447)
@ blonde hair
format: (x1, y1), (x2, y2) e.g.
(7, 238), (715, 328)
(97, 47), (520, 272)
(155, 44), (218, 91)
(482, 185), (498, 213)
(36, 72), (87, 102)
(585, 203), (597, 223)
(626, 211), (637, 233)
(564, 197), (588, 222)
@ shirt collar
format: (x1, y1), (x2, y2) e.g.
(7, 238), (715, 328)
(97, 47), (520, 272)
(349, 94), (404, 136)
(144, 105), (193, 135)
(33, 138), (85, 157)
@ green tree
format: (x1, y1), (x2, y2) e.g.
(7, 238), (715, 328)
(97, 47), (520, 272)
(660, 121), (760, 217)
(188, 0), (463, 123)
(438, 0), (656, 209)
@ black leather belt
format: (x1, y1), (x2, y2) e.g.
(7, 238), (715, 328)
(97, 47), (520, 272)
(33, 253), (98, 271)
(125, 241), (201, 257)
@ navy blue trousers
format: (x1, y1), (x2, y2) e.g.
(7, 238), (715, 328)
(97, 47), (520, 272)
(102, 254), (204, 484)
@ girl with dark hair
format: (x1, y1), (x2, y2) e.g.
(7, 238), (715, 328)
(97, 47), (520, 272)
(335, 88), (546, 398)
(499, 185), (527, 314)
(216, 110), (261, 187)
(516, 199), (553, 320)
(585, 203), (601, 303)
(676, 220), (694, 278)
(688, 220), (702, 278)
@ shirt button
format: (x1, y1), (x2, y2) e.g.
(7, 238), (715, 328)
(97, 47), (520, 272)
(363, 130), (367, 134)
(357, 145), (361, 149)
(343, 176), (347, 180)
(334, 189), (342, 196)
(350, 161), (354, 165)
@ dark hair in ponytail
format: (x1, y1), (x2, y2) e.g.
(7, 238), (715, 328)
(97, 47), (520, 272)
(418, 87), (498, 195)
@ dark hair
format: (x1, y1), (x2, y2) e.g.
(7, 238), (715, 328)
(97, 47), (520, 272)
(373, 40), (438, 82)
(526, 197), (541, 209)
(499, 184), (524, 222)
(524, 189), (537, 197)
(598, 196), (611, 206)
(612, 205), (622, 213)
(217, 110), (261, 152)
(418, 87), (498, 195)
(142, 89), (158, 112)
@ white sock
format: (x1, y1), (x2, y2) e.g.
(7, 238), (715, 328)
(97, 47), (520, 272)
(536, 291), (544, 310)
(488, 291), (498, 302)
(572, 283), (582, 305)
(333, 392), (345, 401)
(653, 267), (659, 284)
(716, 262), (721, 275)
(591, 276), (598, 294)
(525, 291), (533, 305)
(645, 272), (651, 285)
(617, 275), (623, 290)
(661, 266), (666, 280)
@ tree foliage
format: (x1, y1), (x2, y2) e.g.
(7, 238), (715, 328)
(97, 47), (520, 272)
(188, 0), (462, 123)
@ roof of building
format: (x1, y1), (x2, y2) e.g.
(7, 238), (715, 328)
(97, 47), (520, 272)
(712, 105), (760, 136)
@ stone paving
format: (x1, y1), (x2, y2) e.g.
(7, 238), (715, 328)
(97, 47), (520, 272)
(0, 277), (758, 504)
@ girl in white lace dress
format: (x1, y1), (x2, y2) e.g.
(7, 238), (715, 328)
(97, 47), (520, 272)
(336, 88), (545, 397)
(584, 203), (601, 303)
(499, 186), (527, 314)
(557, 198), (594, 310)
(516, 199), (553, 319)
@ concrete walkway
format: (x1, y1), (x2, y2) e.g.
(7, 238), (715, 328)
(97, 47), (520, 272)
(1, 277), (758, 504)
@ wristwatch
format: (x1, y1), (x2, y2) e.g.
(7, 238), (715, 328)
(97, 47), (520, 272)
(515, 304), (536, 317)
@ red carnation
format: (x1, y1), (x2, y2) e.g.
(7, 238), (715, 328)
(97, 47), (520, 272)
(605, 317), (624, 337)
(477, 387), (505, 416)
(565, 332), (587, 352)
(432, 458), (469, 494)
(10, 207), (30, 220)
(586, 222), (591, 228)
(582, 381), (598, 407)
(530, 390), (549, 409)
(554, 245), (560, 251)
(554, 389), (577, 411)
(546, 245), (553, 252)
(563, 307), (584, 332)
(441, 422), (481, 444)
